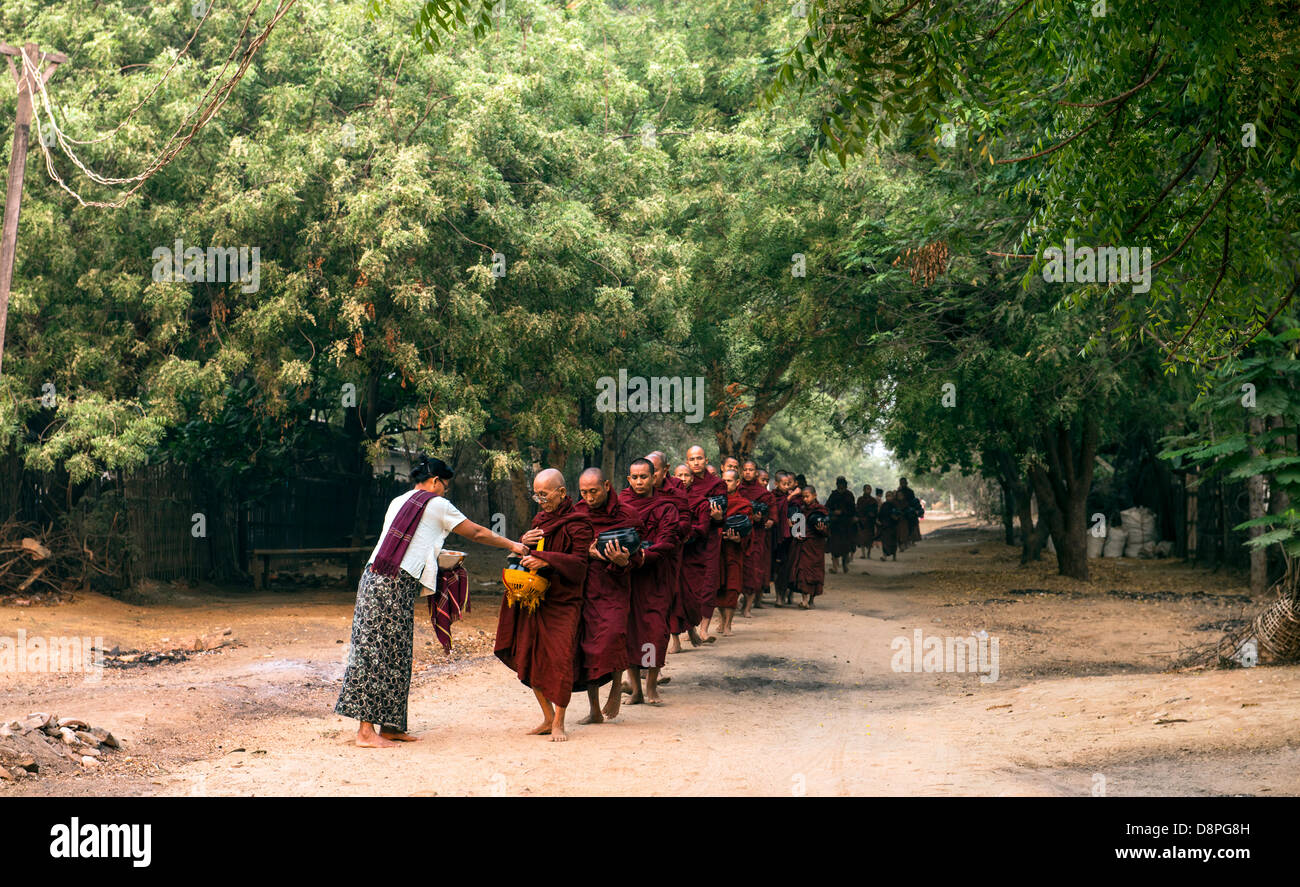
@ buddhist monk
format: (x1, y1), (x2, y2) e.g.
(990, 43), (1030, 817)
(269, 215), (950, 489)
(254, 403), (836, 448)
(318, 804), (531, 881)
(878, 490), (902, 560)
(738, 459), (775, 616)
(619, 458), (679, 705)
(494, 469), (593, 741)
(713, 468), (753, 637)
(683, 445), (726, 642)
(793, 484), (829, 609)
(899, 477), (922, 545)
(574, 467), (642, 725)
(768, 470), (794, 607)
(856, 484), (879, 560)
(825, 476), (857, 574)
(673, 463), (692, 484)
(650, 452), (698, 656)
(774, 471), (803, 606)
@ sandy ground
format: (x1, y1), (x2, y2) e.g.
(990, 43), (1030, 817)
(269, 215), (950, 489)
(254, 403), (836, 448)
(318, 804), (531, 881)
(3, 515), (1298, 796)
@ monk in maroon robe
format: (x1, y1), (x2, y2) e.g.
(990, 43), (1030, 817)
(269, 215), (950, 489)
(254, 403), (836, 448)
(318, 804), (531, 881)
(618, 458), (679, 705)
(682, 445), (726, 642)
(768, 470), (793, 606)
(793, 485), (829, 609)
(494, 469), (592, 741)
(649, 454), (699, 657)
(574, 467), (643, 725)
(738, 459), (775, 616)
(714, 468), (753, 636)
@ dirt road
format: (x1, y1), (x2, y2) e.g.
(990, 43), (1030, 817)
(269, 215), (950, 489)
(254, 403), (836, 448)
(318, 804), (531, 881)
(5, 516), (1298, 796)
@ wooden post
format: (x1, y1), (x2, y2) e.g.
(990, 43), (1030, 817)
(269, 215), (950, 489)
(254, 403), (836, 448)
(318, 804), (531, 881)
(0, 42), (67, 376)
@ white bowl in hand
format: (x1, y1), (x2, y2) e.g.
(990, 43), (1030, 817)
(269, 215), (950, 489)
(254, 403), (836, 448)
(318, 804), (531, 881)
(437, 549), (466, 569)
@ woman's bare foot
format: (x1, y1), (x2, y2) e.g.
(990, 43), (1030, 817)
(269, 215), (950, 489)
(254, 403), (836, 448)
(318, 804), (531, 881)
(378, 729), (419, 742)
(356, 732), (399, 748)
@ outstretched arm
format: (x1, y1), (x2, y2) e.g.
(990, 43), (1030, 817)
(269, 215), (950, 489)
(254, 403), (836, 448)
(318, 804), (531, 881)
(451, 519), (529, 557)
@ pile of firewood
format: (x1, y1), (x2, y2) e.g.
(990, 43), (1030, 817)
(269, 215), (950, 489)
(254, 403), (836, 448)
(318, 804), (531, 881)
(0, 518), (104, 600)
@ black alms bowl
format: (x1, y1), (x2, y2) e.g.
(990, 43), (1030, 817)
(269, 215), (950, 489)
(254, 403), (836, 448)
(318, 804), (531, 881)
(725, 513), (753, 537)
(596, 527), (642, 553)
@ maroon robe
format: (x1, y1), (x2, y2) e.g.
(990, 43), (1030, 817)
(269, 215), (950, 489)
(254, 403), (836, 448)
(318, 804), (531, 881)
(494, 496), (592, 707)
(681, 470), (726, 622)
(618, 486), (678, 670)
(716, 493), (752, 609)
(792, 499), (829, 598)
(659, 476), (697, 634)
(573, 493), (644, 687)
(738, 479), (775, 595)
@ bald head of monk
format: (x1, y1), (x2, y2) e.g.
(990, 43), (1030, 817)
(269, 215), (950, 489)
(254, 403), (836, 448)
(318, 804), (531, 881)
(534, 468), (567, 512)
(721, 456), (740, 475)
(722, 467), (741, 494)
(577, 467), (610, 509)
(646, 451), (668, 489)
(758, 469), (770, 488)
(627, 458), (655, 497)
(741, 459), (757, 483)
(686, 445), (707, 477)
(674, 463), (691, 485)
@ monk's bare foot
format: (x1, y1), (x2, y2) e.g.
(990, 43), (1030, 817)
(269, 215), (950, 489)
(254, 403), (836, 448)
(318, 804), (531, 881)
(526, 720), (553, 735)
(625, 693), (644, 705)
(356, 732), (398, 748)
(722, 626), (733, 636)
(601, 699), (621, 719)
(669, 636), (682, 653)
(645, 690), (662, 705)
(702, 634), (717, 644)
(578, 710), (604, 725)
(378, 730), (420, 742)
(687, 627), (702, 647)
(550, 722), (568, 742)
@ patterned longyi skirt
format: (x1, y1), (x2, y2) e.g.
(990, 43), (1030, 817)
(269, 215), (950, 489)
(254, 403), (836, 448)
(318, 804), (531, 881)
(334, 565), (421, 732)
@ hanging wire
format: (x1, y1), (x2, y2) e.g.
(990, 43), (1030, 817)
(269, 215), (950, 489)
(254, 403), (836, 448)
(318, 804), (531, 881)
(25, 0), (297, 209)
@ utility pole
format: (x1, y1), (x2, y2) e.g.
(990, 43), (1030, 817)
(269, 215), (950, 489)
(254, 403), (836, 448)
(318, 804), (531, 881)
(0, 42), (67, 376)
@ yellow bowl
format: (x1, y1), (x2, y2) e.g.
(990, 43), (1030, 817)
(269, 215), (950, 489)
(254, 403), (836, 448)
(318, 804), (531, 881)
(502, 567), (549, 612)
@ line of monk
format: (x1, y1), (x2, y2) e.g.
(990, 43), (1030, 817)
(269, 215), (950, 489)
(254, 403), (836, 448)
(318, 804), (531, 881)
(492, 448), (845, 740)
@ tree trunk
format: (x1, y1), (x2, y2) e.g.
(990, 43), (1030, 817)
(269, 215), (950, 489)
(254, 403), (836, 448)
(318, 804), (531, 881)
(347, 368), (381, 548)
(600, 411), (616, 483)
(997, 476), (1015, 545)
(1030, 415), (1099, 580)
(1247, 415), (1267, 594)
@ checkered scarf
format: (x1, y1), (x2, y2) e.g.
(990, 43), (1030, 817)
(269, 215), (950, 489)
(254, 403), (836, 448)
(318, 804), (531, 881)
(371, 490), (436, 577)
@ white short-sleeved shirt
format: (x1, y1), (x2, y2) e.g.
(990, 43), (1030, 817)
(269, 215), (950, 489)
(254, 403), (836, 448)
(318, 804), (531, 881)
(366, 491), (468, 586)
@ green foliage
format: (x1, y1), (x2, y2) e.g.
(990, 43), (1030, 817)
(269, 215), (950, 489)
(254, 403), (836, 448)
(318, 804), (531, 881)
(1161, 324), (1300, 558)
(771, 0), (1300, 367)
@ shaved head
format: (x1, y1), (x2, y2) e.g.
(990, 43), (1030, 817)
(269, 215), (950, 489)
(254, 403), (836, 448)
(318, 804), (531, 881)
(686, 446), (707, 476)
(578, 467), (610, 509)
(533, 468), (567, 512)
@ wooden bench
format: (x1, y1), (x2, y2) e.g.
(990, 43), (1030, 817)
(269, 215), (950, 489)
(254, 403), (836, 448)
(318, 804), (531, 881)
(250, 547), (372, 590)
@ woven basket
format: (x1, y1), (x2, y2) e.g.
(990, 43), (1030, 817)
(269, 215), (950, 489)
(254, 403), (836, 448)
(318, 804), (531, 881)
(1253, 591), (1300, 663)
